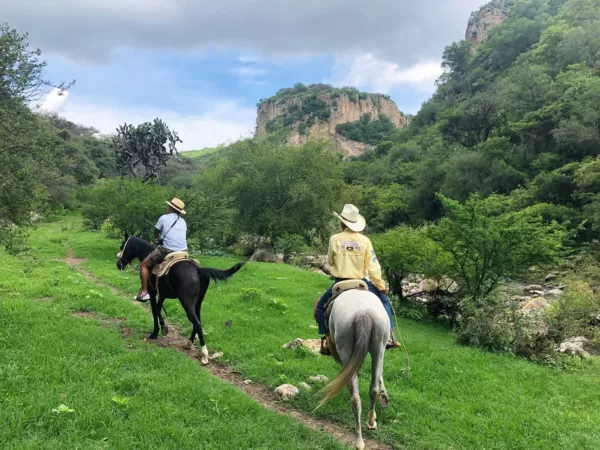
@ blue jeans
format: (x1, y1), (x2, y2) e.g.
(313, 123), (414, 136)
(316, 278), (394, 335)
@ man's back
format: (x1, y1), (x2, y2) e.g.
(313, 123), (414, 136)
(156, 213), (187, 251)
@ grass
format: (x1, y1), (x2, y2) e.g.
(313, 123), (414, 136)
(4, 215), (600, 449)
(0, 220), (343, 449)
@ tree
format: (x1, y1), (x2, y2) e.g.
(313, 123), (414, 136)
(430, 194), (566, 302)
(373, 227), (451, 297)
(222, 137), (348, 242)
(112, 118), (182, 181)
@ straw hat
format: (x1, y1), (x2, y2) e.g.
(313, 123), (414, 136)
(333, 204), (365, 232)
(166, 197), (186, 215)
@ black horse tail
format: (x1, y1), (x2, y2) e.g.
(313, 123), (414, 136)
(197, 259), (248, 284)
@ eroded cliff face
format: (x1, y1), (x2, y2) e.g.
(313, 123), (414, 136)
(255, 93), (408, 156)
(466, 0), (510, 46)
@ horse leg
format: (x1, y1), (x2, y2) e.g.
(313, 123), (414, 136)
(367, 345), (385, 430)
(347, 375), (364, 450)
(194, 296), (209, 364)
(181, 298), (208, 365)
(157, 296), (168, 336)
(148, 294), (160, 339)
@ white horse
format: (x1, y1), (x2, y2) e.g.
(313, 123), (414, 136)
(318, 289), (390, 450)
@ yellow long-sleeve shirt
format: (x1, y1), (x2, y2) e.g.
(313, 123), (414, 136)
(327, 230), (386, 291)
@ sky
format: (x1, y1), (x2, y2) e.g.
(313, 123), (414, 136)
(4, 0), (487, 150)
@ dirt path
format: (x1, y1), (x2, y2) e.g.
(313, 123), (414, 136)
(60, 250), (391, 450)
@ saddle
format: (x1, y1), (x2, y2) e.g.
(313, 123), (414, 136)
(152, 251), (199, 278)
(324, 279), (369, 328)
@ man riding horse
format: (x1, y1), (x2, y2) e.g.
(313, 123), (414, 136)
(135, 197), (188, 302)
(316, 204), (401, 355)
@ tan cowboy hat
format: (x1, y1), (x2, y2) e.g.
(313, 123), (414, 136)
(333, 204), (366, 232)
(166, 197), (186, 215)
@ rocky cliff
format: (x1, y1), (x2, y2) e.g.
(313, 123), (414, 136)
(466, 0), (511, 46)
(255, 85), (408, 156)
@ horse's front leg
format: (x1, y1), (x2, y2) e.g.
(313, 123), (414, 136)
(148, 295), (160, 339)
(157, 296), (168, 336)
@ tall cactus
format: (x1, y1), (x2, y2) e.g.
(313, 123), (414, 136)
(112, 118), (182, 181)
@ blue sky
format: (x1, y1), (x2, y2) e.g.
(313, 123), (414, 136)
(6, 0), (487, 150)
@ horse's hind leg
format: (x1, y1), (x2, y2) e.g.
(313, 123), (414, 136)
(181, 298), (209, 365)
(347, 375), (364, 450)
(157, 296), (168, 336)
(148, 295), (160, 339)
(367, 346), (385, 430)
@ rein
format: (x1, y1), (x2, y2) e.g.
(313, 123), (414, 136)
(117, 237), (139, 274)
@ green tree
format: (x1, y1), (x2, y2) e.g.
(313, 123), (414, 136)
(373, 227), (451, 297)
(223, 137), (348, 242)
(112, 118), (182, 181)
(430, 194), (566, 301)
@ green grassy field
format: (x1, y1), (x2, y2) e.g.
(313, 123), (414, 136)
(2, 216), (600, 449)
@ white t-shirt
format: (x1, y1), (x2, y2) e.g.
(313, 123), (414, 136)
(155, 213), (187, 251)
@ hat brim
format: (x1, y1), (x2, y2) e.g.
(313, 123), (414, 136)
(333, 212), (365, 232)
(166, 201), (186, 215)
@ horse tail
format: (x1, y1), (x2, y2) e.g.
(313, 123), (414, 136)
(197, 259), (247, 284)
(318, 312), (373, 408)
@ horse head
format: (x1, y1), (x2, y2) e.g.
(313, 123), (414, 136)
(116, 233), (132, 270)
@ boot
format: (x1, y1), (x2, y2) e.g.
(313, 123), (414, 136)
(386, 329), (401, 350)
(320, 335), (331, 356)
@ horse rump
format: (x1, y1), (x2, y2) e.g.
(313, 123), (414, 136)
(318, 313), (373, 407)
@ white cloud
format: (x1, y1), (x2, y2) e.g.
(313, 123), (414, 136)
(39, 88), (70, 112)
(330, 54), (443, 94)
(230, 67), (268, 77)
(44, 92), (255, 150)
(4, 0), (485, 67)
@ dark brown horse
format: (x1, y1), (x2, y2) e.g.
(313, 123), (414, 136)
(117, 234), (245, 364)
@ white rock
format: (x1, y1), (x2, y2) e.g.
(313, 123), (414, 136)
(309, 375), (329, 383)
(243, 379), (253, 385)
(546, 289), (564, 298)
(275, 384), (299, 400)
(299, 382), (312, 391)
(557, 339), (590, 359)
(524, 285), (543, 293)
(209, 352), (223, 360)
(282, 338), (304, 350)
(512, 296), (532, 302)
(545, 273), (558, 282)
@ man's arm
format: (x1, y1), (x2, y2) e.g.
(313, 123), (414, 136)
(327, 236), (335, 267)
(154, 228), (161, 240)
(365, 240), (387, 292)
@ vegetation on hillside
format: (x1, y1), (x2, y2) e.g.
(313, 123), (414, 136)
(258, 82), (390, 105)
(336, 114), (397, 145)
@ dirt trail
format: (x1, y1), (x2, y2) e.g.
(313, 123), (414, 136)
(60, 250), (391, 450)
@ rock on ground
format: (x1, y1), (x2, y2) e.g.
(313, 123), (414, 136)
(545, 273), (558, 282)
(521, 298), (549, 314)
(282, 338), (322, 355)
(275, 384), (299, 400)
(309, 375), (329, 383)
(557, 337), (590, 358)
(299, 382), (311, 391)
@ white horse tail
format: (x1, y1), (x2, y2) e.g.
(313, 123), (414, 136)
(319, 312), (373, 407)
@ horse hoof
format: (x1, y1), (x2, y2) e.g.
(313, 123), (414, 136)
(200, 345), (209, 365)
(367, 422), (377, 430)
(161, 326), (169, 336)
(148, 333), (158, 340)
(183, 340), (193, 350)
(355, 439), (365, 450)
(379, 393), (389, 408)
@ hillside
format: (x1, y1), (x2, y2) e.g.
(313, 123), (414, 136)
(255, 84), (409, 156)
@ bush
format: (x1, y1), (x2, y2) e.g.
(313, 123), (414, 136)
(274, 233), (306, 263)
(546, 282), (600, 348)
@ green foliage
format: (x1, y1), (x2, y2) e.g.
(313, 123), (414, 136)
(373, 226), (451, 296)
(112, 118), (181, 181)
(222, 138), (348, 242)
(81, 179), (171, 240)
(546, 281), (600, 345)
(430, 194), (566, 301)
(260, 83), (386, 105)
(336, 114), (397, 145)
(274, 233), (306, 263)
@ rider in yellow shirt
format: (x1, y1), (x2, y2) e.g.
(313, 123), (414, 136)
(316, 204), (400, 355)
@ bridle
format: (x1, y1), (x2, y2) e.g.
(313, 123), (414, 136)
(117, 237), (138, 273)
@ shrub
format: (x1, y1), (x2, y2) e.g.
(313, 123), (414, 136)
(546, 282), (600, 348)
(274, 233), (306, 263)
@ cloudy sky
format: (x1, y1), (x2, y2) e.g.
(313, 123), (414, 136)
(4, 0), (486, 150)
